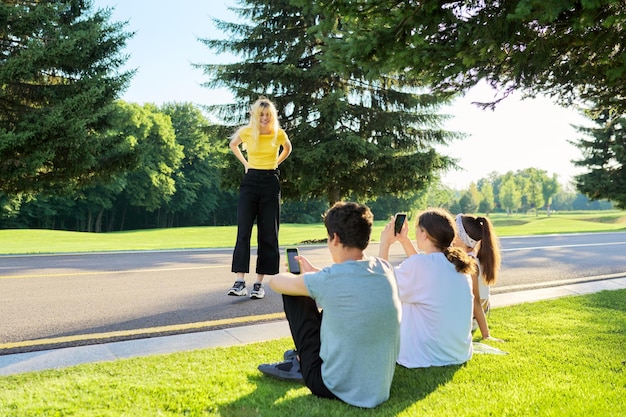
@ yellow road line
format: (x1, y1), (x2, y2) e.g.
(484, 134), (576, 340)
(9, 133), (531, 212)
(0, 312), (286, 350)
(0, 265), (225, 280)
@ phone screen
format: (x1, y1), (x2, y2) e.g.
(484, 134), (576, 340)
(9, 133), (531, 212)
(394, 213), (407, 235)
(286, 248), (300, 274)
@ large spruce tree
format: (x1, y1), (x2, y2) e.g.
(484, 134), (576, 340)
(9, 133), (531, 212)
(573, 110), (626, 209)
(310, 0), (626, 114)
(0, 0), (135, 195)
(197, 0), (459, 206)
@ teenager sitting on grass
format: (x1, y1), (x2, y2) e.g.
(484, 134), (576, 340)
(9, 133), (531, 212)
(454, 213), (503, 342)
(379, 208), (476, 368)
(258, 201), (401, 409)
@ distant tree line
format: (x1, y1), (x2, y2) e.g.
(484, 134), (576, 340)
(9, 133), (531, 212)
(0, 1), (622, 233)
(0, 100), (613, 231)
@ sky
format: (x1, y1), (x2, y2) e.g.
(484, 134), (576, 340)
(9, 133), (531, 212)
(92, 0), (589, 190)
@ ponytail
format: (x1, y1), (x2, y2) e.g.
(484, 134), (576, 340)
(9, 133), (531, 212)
(475, 216), (501, 285)
(419, 208), (478, 276)
(444, 246), (478, 275)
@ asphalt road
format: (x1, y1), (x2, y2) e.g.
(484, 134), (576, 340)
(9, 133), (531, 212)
(1, 231), (625, 353)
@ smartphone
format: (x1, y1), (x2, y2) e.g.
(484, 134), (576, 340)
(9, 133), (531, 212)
(394, 213), (407, 235)
(286, 247), (300, 274)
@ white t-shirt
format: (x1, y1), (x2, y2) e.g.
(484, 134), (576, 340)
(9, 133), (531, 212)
(394, 252), (473, 368)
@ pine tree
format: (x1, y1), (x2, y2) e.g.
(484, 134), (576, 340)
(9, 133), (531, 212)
(573, 110), (626, 209)
(0, 0), (135, 195)
(197, 0), (460, 206)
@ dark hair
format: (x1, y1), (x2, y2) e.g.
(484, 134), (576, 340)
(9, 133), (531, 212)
(418, 208), (476, 275)
(460, 214), (501, 284)
(323, 202), (373, 250)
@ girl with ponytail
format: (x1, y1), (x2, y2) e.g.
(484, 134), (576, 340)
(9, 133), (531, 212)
(454, 214), (503, 341)
(379, 208), (477, 368)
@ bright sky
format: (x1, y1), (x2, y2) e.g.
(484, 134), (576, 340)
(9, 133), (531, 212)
(93, 0), (588, 190)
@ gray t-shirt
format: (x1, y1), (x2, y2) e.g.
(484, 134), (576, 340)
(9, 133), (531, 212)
(304, 256), (401, 408)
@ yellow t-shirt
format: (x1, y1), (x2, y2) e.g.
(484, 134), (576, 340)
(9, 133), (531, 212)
(239, 126), (288, 169)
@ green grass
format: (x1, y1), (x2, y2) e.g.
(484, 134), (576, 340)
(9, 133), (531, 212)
(1, 210), (625, 255)
(491, 210), (626, 235)
(0, 289), (624, 416)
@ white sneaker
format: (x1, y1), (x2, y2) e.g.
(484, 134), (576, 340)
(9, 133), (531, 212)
(250, 282), (265, 299)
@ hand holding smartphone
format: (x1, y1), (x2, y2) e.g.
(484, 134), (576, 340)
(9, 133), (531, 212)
(286, 247), (301, 274)
(394, 213), (407, 235)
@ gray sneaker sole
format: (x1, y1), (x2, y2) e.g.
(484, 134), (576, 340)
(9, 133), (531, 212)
(258, 361), (303, 383)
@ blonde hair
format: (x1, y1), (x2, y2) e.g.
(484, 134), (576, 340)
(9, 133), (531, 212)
(232, 96), (280, 148)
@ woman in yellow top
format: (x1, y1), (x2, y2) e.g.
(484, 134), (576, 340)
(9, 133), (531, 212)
(227, 97), (293, 299)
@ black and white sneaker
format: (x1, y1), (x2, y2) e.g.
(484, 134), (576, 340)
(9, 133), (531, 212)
(250, 282), (265, 299)
(227, 280), (247, 296)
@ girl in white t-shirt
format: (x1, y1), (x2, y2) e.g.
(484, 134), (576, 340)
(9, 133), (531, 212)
(379, 208), (477, 368)
(454, 214), (503, 342)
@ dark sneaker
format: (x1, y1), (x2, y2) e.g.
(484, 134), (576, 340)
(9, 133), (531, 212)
(227, 280), (247, 296)
(250, 282), (265, 299)
(258, 356), (303, 382)
(283, 349), (298, 360)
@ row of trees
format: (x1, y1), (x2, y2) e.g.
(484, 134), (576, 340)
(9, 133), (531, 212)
(306, 0), (626, 208)
(0, 96), (613, 231)
(1, 1), (624, 232)
(453, 169), (614, 216)
(1, 101), (234, 231)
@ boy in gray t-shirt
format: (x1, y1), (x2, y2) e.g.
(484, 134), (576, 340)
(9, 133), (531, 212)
(258, 202), (401, 408)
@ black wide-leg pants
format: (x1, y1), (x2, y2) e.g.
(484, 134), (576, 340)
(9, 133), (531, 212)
(231, 169), (281, 275)
(282, 294), (337, 400)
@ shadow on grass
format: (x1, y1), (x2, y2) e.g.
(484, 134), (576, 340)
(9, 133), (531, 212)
(491, 219), (528, 227)
(219, 374), (307, 417)
(578, 215), (626, 224)
(219, 364), (463, 416)
(578, 290), (626, 346)
(580, 289), (626, 313)
(383, 363), (464, 414)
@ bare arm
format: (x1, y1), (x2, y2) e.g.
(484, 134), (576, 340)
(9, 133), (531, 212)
(378, 218), (397, 260)
(268, 254), (319, 296)
(276, 138), (292, 166)
(472, 273), (490, 338)
(379, 216), (417, 260)
(229, 135), (249, 172)
(396, 215), (417, 256)
(269, 273), (310, 296)
(472, 273), (503, 341)
(399, 235), (418, 257)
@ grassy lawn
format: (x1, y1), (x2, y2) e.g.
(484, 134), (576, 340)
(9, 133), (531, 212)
(0, 289), (624, 416)
(1, 210), (625, 255)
